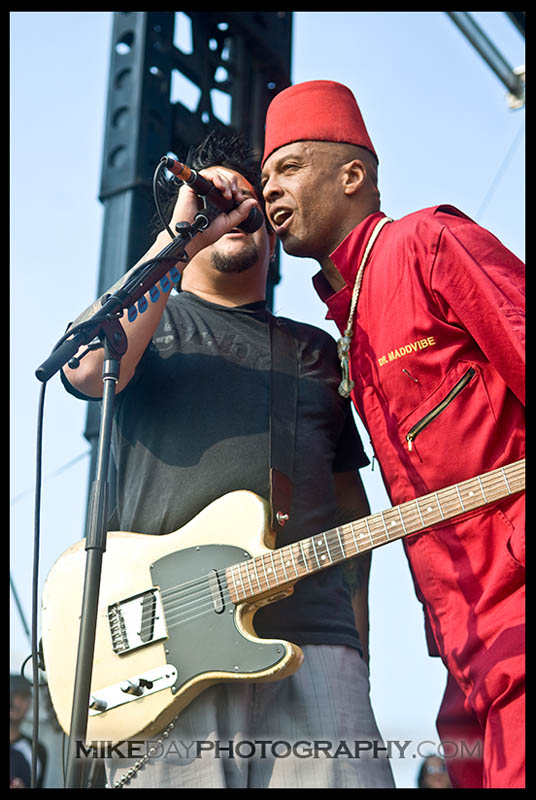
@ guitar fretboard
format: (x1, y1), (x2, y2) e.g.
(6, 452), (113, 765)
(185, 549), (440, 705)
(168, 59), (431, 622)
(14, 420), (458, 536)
(226, 459), (524, 604)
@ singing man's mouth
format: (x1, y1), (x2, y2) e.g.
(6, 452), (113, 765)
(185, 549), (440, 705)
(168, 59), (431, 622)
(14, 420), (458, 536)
(270, 207), (293, 232)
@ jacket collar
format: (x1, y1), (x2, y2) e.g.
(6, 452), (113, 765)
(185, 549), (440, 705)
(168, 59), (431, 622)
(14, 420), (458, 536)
(312, 211), (387, 302)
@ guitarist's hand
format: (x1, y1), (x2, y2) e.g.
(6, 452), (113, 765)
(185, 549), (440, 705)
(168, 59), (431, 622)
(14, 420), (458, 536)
(62, 168), (262, 398)
(166, 167), (260, 257)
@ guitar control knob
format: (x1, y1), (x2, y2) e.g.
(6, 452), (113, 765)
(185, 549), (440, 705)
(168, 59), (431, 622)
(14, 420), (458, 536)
(120, 679), (143, 696)
(89, 695), (108, 711)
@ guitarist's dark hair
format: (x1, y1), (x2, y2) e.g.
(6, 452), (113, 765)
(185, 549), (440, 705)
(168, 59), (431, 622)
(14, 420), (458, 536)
(187, 130), (264, 206)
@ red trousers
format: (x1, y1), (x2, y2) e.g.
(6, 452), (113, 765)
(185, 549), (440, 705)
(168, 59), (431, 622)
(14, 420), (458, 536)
(405, 495), (525, 788)
(436, 667), (525, 788)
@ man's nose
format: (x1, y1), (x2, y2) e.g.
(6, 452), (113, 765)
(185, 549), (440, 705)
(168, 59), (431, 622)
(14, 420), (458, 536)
(262, 174), (282, 204)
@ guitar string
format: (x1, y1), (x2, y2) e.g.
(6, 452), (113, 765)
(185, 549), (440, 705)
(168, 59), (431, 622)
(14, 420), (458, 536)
(130, 467), (524, 638)
(140, 517), (396, 634)
(156, 462), (525, 617)
(133, 466), (525, 635)
(156, 457), (523, 616)
(150, 464), (526, 632)
(154, 465), (524, 614)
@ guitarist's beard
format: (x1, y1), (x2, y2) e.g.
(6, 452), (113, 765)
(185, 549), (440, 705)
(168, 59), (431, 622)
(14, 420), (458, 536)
(210, 240), (259, 274)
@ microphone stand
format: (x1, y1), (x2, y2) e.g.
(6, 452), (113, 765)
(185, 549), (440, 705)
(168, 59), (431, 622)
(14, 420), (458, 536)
(35, 209), (217, 789)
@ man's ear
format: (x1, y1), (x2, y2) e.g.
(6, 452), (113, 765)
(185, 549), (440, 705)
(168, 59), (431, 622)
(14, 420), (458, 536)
(342, 159), (367, 196)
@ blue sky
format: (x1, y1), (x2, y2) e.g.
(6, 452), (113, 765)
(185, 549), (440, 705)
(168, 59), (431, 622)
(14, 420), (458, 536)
(10, 12), (524, 788)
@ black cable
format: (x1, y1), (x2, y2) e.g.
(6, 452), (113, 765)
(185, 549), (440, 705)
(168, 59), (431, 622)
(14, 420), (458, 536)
(26, 156), (184, 790)
(10, 573), (31, 643)
(153, 158), (177, 241)
(477, 119), (525, 219)
(11, 450), (90, 507)
(31, 379), (46, 789)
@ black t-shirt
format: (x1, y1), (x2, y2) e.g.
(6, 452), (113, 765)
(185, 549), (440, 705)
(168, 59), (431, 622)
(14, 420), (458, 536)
(62, 292), (369, 651)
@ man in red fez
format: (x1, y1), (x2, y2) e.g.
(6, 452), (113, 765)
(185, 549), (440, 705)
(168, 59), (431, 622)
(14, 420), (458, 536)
(261, 79), (525, 789)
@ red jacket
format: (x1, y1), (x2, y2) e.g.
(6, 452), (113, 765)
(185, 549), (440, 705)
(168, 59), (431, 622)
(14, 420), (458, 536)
(314, 206), (525, 669)
(315, 205), (525, 503)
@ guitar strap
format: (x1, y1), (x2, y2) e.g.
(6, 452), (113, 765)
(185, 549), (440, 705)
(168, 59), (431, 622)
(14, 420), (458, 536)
(268, 312), (298, 534)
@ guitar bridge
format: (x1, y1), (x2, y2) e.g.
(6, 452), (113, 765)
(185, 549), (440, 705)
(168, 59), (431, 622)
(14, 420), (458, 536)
(108, 588), (167, 655)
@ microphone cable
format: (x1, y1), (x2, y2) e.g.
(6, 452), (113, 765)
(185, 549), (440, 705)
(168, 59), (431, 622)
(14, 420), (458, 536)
(26, 153), (189, 787)
(153, 157), (179, 241)
(28, 379), (46, 789)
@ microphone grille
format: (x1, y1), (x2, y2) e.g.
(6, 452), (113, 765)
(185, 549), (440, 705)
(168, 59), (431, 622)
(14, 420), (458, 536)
(239, 206), (264, 234)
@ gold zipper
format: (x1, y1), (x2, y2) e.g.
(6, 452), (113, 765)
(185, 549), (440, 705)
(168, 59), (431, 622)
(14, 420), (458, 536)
(406, 367), (476, 451)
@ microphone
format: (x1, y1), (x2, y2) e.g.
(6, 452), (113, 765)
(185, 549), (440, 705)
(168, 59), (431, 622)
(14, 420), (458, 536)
(162, 157), (264, 234)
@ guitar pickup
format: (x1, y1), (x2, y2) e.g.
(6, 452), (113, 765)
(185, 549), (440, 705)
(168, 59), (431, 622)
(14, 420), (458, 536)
(108, 588), (167, 655)
(208, 569), (225, 613)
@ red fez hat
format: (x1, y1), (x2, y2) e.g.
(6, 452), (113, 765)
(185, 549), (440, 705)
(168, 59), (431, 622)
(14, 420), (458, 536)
(262, 80), (377, 166)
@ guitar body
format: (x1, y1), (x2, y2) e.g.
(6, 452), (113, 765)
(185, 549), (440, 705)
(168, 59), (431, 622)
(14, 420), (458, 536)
(41, 459), (525, 745)
(41, 491), (302, 743)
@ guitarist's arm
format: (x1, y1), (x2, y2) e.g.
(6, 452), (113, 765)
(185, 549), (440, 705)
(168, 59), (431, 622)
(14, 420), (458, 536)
(61, 176), (258, 398)
(333, 469), (372, 667)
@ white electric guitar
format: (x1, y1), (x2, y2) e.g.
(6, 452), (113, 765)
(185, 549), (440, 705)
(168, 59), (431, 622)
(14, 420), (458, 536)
(41, 459), (524, 743)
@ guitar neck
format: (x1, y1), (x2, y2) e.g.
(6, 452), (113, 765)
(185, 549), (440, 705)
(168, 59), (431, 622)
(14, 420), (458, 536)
(226, 459), (525, 604)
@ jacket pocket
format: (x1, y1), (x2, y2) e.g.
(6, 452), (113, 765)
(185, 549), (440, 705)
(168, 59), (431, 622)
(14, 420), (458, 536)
(406, 367), (476, 452)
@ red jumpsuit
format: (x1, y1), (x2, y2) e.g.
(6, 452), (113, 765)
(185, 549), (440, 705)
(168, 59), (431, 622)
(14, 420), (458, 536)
(313, 205), (525, 788)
